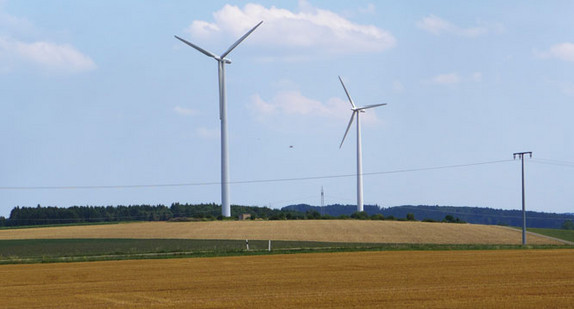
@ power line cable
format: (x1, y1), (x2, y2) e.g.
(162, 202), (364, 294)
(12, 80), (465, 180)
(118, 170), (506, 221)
(536, 158), (574, 165)
(0, 159), (513, 191)
(531, 158), (574, 168)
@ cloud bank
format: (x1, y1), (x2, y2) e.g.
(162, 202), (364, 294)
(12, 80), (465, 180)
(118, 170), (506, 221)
(186, 2), (396, 58)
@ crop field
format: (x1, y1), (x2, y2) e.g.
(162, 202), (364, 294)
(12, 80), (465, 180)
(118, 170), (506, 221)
(0, 220), (563, 244)
(1, 249), (573, 308)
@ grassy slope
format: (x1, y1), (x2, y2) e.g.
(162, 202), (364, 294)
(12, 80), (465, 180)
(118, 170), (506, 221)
(528, 228), (574, 242)
(0, 239), (369, 259)
(1, 238), (572, 265)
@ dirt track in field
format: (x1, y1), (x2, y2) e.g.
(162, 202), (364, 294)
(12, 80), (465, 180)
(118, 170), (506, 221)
(0, 220), (562, 244)
(1, 249), (573, 308)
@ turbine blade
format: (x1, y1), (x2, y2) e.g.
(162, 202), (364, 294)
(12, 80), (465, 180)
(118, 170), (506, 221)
(174, 35), (219, 60)
(359, 103), (387, 110)
(339, 111), (356, 149)
(338, 76), (356, 108)
(220, 21), (263, 59)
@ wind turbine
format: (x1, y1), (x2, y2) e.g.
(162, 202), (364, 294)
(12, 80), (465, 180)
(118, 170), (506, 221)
(175, 21), (263, 217)
(338, 76), (387, 213)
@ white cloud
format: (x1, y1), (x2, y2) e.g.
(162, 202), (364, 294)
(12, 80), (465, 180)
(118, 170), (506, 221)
(189, 20), (220, 38)
(555, 81), (574, 97)
(0, 8), (35, 38)
(429, 73), (461, 85)
(358, 3), (376, 15)
(536, 43), (574, 62)
(392, 80), (405, 93)
(185, 2), (396, 58)
(416, 15), (496, 37)
(196, 127), (219, 139)
(250, 91), (332, 116)
(248, 90), (380, 129)
(173, 106), (198, 116)
(0, 38), (96, 73)
(562, 84), (574, 97)
(0, 7), (96, 74)
(471, 72), (482, 82)
(425, 72), (483, 86)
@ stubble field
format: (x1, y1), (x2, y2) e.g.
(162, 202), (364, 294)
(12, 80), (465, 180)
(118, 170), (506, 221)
(1, 249), (574, 308)
(0, 220), (562, 244)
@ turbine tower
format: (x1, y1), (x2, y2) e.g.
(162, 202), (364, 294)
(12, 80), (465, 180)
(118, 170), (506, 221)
(338, 76), (387, 212)
(175, 21), (263, 217)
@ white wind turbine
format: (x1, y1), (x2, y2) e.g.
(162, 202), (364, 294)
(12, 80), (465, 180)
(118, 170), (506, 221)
(338, 76), (387, 213)
(175, 21), (263, 217)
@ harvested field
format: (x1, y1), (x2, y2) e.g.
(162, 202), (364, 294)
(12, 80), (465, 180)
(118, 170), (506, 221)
(1, 249), (573, 308)
(0, 220), (563, 244)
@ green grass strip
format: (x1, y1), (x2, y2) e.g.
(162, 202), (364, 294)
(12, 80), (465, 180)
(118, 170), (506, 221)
(527, 228), (574, 242)
(1, 239), (573, 265)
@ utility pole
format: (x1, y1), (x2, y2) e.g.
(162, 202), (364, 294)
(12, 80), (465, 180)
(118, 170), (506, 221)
(513, 151), (532, 245)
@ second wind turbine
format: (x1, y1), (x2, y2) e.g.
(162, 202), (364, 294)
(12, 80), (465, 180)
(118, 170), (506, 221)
(338, 76), (387, 213)
(175, 21), (263, 218)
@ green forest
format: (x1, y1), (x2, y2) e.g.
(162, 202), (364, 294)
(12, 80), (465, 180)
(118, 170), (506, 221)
(0, 203), (316, 227)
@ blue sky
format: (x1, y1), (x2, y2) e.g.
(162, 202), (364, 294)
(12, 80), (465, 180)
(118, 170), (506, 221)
(1, 0), (574, 217)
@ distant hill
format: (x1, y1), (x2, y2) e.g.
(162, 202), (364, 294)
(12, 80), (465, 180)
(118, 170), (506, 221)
(282, 204), (574, 229)
(4, 203), (572, 229)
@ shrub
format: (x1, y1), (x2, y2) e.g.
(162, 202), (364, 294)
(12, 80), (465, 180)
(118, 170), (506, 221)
(351, 211), (370, 220)
(443, 215), (465, 223)
(305, 210), (321, 220)
(562, 220), (574, 230)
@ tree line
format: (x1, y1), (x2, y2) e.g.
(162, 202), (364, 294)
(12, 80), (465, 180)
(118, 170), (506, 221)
(0, 203), (318, 227)
(2, 203), (572, 229)
(283, 204), (574, 229)
(1, 203), (420, 227)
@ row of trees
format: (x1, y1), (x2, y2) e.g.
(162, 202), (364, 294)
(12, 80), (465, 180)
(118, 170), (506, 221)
(4, 204), (175, 226)
(2, 203), (330, 226)
(1, 204), (433, 227)
(16, 203), (569, 228)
